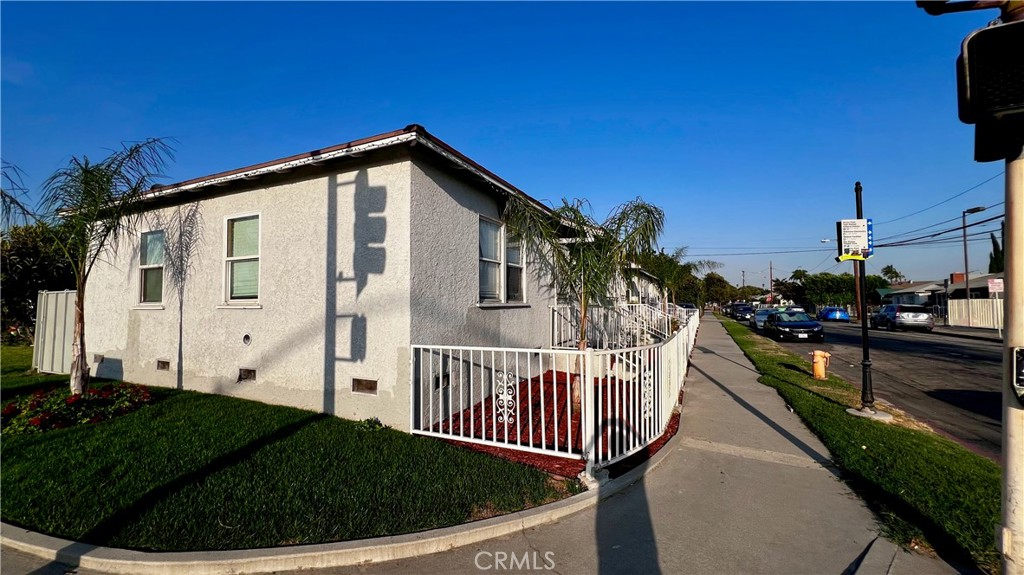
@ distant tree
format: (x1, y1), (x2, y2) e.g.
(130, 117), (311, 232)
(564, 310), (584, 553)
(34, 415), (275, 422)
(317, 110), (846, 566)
(1, 222), (77, 339)
(703, 272), (735, 304)
(790, 268), (809, 283)
(736, 285), (767, 302)
(773, 278), (806, 304)
(880, 265), (905, 284)
(989, 222), (1004, 273)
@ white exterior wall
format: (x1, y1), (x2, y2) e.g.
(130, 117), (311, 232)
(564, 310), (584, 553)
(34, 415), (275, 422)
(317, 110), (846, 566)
(85, 160), (414, 429)
(408, 160), (556, 349)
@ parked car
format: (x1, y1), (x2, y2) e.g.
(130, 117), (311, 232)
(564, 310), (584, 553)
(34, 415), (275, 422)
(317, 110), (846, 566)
(733, 304), (755, 322)
(763, 311), (825, 342)
(751, 308), (775, 330)
(679, 302), (697, 310)
(871, 304), (935, 332)
(817, 307), (851, 322)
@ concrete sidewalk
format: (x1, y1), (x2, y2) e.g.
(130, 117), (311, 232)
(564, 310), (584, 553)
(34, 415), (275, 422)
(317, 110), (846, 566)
(1, 314), (964, 575)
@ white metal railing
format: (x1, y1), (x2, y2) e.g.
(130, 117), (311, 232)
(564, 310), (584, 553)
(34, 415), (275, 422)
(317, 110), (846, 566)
(411, 310), (701, 474)
(550, 302), (691, 351)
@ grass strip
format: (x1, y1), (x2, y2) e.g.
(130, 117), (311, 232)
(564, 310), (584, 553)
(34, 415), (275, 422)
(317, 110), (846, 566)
(718, 317), (1001, 572)
(1, 346), (68, 399)
(1, 346), (581, 551)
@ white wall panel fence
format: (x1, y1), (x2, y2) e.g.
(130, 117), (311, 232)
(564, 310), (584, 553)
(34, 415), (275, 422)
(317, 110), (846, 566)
(947, 299), (1004, 329)
(33, 290), (76, 375)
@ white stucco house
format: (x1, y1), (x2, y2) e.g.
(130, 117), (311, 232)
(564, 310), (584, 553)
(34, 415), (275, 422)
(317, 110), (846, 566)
(85, 125), (560, 431)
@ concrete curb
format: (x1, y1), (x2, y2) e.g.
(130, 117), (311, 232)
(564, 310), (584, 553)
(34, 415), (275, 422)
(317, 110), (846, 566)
(930, 329), (1002, 343)
(1, 416), (685, 575)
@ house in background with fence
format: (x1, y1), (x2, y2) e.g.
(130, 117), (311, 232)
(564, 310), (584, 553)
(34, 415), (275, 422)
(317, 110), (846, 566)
(73, 125), (698, 477)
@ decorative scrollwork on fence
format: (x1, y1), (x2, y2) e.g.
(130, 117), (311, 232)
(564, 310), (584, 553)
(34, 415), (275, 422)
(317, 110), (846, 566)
(494, 371), (518, 425)
(642, 369), (654, 421)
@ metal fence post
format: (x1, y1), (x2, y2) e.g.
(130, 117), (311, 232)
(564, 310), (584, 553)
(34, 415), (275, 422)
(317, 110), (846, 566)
(584, 347), (597, 477)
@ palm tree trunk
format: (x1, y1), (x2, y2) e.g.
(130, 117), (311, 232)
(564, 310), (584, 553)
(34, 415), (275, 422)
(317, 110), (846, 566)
(69, 287), (89, 394)
(572, 292), (588, 407)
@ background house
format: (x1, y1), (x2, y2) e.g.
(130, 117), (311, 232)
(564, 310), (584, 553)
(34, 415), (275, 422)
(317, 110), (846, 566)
(85, 126), (558, 431)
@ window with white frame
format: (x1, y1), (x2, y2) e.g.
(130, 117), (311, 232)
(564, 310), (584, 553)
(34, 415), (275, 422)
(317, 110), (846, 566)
(479, 217), (524, 303)
(139, 231), (165, 304)
(226, 215), (260, 301)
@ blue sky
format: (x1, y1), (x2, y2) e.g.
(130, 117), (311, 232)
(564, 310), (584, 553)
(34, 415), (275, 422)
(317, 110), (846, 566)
(1, 1), (1007, 288)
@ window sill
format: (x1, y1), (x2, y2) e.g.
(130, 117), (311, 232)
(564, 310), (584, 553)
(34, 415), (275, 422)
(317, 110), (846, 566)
(217, 303), (263, 310)
(132, 304), (165, 310)
(477, 302), (530, 309)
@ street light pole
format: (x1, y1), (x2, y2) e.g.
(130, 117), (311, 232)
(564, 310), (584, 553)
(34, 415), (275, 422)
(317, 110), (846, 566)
(963, 206), (987, 328)
(855, 182), (874, 410)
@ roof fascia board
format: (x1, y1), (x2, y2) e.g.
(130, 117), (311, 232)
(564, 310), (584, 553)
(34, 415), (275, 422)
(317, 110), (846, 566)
(143, 133), (417, 201)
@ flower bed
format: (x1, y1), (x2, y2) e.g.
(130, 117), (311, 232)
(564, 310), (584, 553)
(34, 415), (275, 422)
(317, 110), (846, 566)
(2, 382), (153, 434)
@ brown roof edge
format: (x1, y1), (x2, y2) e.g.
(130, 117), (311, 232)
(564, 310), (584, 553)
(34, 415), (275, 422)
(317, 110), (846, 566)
(146, 124), (554, 215)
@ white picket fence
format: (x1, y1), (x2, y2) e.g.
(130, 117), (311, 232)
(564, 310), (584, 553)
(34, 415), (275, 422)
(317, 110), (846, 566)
(411, 307), (700, 474)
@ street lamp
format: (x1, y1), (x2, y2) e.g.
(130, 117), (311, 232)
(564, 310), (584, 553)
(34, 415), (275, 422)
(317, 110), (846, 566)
(962, 205), (987, 328)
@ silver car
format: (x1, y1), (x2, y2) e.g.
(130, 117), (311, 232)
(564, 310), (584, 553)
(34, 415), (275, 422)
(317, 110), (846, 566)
(751, 308), (775, 330)
(872, 304), (935, 332)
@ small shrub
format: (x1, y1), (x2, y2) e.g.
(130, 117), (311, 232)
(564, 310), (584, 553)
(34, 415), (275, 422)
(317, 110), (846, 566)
(1, 382), (153, 435)
(356, 417), (389, 431)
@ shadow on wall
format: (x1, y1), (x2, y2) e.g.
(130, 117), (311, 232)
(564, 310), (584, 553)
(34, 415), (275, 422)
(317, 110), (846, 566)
(324, 170), (387, 414)
(95, 357), (124, 381)
(161, 203), (204, 391)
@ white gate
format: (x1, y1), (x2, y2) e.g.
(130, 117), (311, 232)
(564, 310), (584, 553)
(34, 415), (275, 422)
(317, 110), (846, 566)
(33, 290), (76, 375)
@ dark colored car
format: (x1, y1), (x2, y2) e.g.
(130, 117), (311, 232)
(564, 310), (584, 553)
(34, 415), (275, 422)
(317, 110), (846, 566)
(817, 307), (851, 322)
(871, 304), (935, 332)
(733, 305), (755, 322)
(764, 311), (825, 342)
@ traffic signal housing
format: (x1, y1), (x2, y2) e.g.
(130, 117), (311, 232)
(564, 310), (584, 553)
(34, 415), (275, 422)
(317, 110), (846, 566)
(956, 19), (1024, 161)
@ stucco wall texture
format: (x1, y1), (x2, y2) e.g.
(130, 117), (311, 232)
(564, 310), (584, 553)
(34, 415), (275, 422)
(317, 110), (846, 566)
(84, 154), (557, 431)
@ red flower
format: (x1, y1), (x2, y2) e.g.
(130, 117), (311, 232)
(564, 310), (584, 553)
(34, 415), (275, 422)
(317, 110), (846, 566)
(88, 416), (104, 424)
(2, 402), (19, 416)
(32, 389), (47, 399)
(28, 416), (43, 427)
(66, 394), (83, 406)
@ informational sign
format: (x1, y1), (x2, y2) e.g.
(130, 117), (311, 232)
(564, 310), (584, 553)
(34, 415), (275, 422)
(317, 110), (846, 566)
(988, 278), (1004, 293)
(835, 219), (874, 262)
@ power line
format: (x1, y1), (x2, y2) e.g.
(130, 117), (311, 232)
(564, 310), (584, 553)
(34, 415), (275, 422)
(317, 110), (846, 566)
(872, 172), (1004, 225)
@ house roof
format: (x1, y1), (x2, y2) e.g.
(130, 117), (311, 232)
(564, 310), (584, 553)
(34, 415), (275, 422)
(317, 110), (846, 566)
(887, 281), (944, 295)
(946, 272), (1003, 291)
(141, 124), (553, 215)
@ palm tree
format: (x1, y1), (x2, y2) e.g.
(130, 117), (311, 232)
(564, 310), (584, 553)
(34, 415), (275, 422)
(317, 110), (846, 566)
(2, 140), (174, 394)
(504, 195), (664, 403)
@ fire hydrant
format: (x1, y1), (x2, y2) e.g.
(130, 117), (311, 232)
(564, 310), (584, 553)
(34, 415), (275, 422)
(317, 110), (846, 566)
(810, 350), (831, 380)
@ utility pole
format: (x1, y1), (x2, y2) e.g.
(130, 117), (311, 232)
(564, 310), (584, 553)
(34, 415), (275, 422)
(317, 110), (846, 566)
(915, 3), (1024, 572)
(1004, 140), (1024, 575)
(769, 261), (774, 304)
(742, 270), (746, 289)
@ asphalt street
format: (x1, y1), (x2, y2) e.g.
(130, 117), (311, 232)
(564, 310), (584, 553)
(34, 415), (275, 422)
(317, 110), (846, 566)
(755, 320), (1003, 461)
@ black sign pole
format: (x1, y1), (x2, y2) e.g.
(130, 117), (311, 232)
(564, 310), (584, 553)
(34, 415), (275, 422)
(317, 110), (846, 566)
(855, 182), (875, 411)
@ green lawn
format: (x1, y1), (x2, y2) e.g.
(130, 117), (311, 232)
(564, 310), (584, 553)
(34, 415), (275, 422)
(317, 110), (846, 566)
(717, 316), (1001, 572)
(1, 346), (582, 551)
(1, 345), (68, 399)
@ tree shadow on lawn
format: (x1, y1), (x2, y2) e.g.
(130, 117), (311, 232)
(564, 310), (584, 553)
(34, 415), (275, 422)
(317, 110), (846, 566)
(79, 412), (329, 548)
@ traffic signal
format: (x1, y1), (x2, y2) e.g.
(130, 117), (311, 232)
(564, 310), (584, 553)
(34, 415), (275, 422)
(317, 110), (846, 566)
(958, 19), (1024, 124)
(956, 19), (1024, 161)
